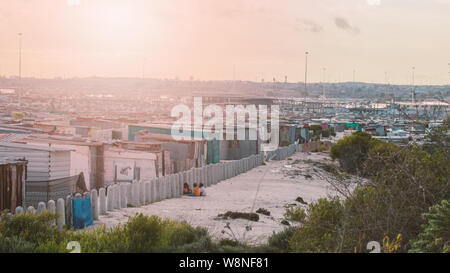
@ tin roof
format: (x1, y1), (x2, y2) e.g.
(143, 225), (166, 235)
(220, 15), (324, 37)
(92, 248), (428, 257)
(0, 142), (74, 152)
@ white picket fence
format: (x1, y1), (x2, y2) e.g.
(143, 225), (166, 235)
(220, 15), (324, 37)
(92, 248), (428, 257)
(265, 143), (302, 161)
(10, 198), (66, 231)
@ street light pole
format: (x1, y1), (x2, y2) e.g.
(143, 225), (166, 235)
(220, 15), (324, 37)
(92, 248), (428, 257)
(17, 33), (23, 106)
(142, 57), (146, 79)
(447, 63), (450, 86)
(412, 66), (416, 104)
(304, 51), (309, 96)
(18, 33), (22, 80)
(322, 67), (326, 98)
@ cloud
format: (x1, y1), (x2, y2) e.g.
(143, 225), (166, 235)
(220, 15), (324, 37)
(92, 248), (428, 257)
(334, 17), (360, 34)
(296, 19), (324, 33)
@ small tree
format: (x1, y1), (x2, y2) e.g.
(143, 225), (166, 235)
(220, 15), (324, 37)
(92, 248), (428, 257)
(410, 199), (450, 253)
(330, 132), (379, 173)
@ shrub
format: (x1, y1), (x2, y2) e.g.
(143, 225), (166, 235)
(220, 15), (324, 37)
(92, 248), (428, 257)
(0, 211), (62, 246)
(0, 235), (35, 253)
(124, 214), (165, 252)
(360, 146), (448, 251)
(330, 132), (380, 173)
(363, 141), (401, 177)
(173, 236), (214, 253)
(316, 145), (330, 152)
(289, 197), (346, 253)
(218, 238), (242, 247)
(410, 199), (450, 253)
(310, 125), (323, 137)
(164, 221), (207, 248)
(284, 207), (306, 222)
(267, 227), (298, 253)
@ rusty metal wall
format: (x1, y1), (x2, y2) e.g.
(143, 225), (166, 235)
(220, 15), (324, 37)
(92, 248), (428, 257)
(0, 161), (26, 212)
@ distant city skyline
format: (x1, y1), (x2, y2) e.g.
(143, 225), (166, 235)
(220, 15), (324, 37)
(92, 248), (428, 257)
(0, 0), (449, 85)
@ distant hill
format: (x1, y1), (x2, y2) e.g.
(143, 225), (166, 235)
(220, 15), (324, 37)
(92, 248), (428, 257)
(0, 76), (448, 101)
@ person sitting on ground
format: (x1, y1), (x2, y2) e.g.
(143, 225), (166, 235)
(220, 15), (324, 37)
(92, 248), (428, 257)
(199, 183), (206, 196)
(193, 183), (201, 196)
(183, 183), (192, 194)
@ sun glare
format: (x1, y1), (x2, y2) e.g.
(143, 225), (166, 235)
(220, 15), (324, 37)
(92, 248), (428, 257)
(94, 2), (138, 36)
(67, 0), (81, 6)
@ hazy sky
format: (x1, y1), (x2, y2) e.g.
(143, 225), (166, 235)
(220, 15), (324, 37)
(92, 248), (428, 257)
(0, 0), (449, 85)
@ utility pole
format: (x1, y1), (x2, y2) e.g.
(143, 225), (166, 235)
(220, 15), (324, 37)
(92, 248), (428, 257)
(142, 57), (146, 79)
(322, 67), (326, 114)
(385, 71), (389, 100)
(18, 33), (22, 80)
(304, 51), (309, 97)
(448, 63), (450, 86)
(322, 67), (326, 98)
(411, 67), (419, 118)
(411, 67), (416, 104)
(18, 33), (22, 106)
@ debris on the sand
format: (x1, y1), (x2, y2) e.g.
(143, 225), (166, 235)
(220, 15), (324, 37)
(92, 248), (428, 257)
(256, 208), (271, 216)
(296, 197), (308, 205)
(216, 211), (259, 222)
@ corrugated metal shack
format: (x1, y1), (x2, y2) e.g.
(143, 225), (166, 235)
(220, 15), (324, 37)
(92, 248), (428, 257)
(102, 142), (159, 185)
(25, 173), (87, 208)
(15, 135), (104, 191)
(134, 131), (206, 173)
(0, 159), (27, 211)
(295, 125), (311, 143)
(219, 126), (261, 161)
(128, 123), (216, 164)
(279, 124), (296, 146)
(0, 142), (73, 182)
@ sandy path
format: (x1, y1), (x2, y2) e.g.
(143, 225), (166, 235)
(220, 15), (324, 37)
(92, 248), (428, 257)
(97, 152), (338, 245)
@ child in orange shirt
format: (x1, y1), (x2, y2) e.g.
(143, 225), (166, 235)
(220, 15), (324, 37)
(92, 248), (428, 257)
(193, 183), (201, 196)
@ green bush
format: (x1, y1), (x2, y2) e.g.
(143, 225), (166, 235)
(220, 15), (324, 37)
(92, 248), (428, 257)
(316, 145), (330, 152)
(289, 197), (346, 253)
(410, 199), (450, 253)
(0, 211), (63, 246)
(330, 132), (380, 173)
(320, 127), (336, 138)
(310, 125), (323, 137)
(165, 221), (208, 249)
(267, 227), (298, 252)
(0, 212), (215, 253)
(0, 235), (35, 253)
(284, 207), (306, 222)
(124, 214), (165, 252)
(362, 141), (401, 177)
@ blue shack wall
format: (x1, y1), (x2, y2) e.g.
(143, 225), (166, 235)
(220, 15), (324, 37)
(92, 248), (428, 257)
(279, 126), (296, 146)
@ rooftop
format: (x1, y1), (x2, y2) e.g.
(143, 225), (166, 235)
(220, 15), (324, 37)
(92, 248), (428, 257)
(0, 142), (74, 152)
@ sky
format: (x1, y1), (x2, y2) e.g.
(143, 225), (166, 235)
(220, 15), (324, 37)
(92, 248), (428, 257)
(0, 0), (449, 85)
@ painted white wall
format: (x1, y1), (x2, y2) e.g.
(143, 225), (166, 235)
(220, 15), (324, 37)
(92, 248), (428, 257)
(103, 146), (157, 184)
